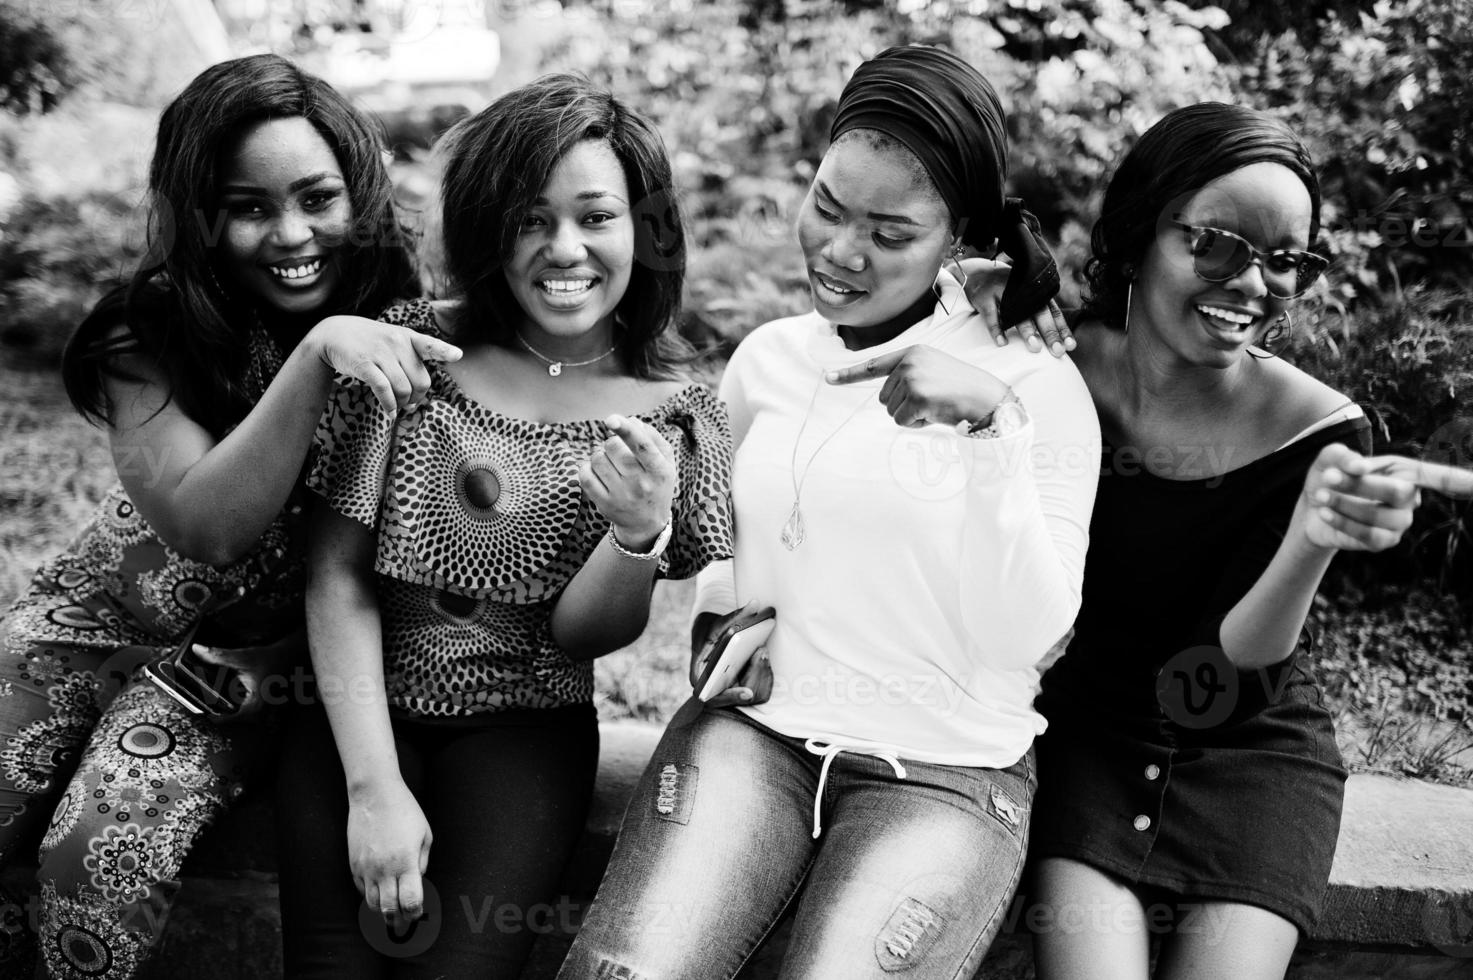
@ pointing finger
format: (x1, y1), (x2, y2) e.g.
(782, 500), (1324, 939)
(824, 348), (911, 385)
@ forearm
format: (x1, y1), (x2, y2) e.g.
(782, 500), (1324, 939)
(1219, 503), (1337, 669)
(306, 556), (402, 796)
(550, 533), (662, 660)
(164, 342), (336, 561)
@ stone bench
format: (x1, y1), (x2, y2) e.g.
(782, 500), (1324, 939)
(49, 721), (1469, 978)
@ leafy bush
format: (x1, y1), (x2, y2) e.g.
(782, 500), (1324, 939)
(1240, 0), (1473, 308)
(1286, 287), (1473, 600)
(0, 103), (155, 364)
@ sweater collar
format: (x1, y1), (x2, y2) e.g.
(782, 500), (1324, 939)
(803, 269), (969, 372)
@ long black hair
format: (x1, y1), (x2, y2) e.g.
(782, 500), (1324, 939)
(62, 54), (418, 433)
(1082, 102), (1321, 332)
(436, 73), (691, 379)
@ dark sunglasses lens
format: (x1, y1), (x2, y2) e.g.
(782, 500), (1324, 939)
(1292, 255), (1330, 297)
(1189, 228), (1252, 281)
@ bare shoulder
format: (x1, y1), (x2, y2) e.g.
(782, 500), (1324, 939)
(1252, 354), (1353, 432)
(622, 376), (697, 415)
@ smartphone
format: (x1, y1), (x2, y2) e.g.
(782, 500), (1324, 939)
(696, 606), (776, 702)
(143, 633), (249, 719)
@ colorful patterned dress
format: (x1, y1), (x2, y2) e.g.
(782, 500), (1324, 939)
(0, 328), (306, 979)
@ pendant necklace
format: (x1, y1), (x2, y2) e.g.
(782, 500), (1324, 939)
(781, 374), (870, 550)
(516, 333), (618, 377)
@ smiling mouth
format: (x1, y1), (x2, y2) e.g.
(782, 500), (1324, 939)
(268, 258), (324, 281)
(539, 278), (598, 296)
(1196, 303), (1259, 331)
(812, 270), (866, 301)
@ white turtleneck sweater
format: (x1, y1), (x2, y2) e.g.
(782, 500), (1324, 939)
(693, 272), (1101, 767)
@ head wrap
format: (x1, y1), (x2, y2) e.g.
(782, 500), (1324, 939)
(830, 45), (1059, 324)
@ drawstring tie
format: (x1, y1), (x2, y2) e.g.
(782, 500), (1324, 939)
(803, 738), (907, 838)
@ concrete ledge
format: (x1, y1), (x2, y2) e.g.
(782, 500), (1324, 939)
(16, 721), (1469, 977)
(1314, 773), (1473, 953)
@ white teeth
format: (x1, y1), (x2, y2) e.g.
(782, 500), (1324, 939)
(270, 259), (322, 280)
(541, 279), (594, 294)
(1197, 305), (1255, 326)
(816, 275), (859, 295)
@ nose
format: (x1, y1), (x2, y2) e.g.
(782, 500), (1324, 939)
(1223, 256), (1269, 299)
(542, 220), (588, 265)
(266, 208), (313, 250)
(821, 224), (867, 273)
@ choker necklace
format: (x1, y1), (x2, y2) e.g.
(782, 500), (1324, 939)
(781, 374), (871, 550)
(516, 333), (618, 377)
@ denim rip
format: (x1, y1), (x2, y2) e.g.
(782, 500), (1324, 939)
(652, 762), (698, 825)
(593, 960), (649, 980)
(875, 896), (945, 972)
(988, 782), (1022, 832)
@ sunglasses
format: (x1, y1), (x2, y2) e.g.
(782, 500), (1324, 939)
(1171, 221), (1329, 299)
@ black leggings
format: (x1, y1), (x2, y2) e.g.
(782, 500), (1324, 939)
(274, 702), (599, 979)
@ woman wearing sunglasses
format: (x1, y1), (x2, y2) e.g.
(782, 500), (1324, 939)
(1024, 103), (1473, 979)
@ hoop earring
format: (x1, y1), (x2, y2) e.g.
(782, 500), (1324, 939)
(932, 243), (967, 316)
(1265, 309), (1294, 355)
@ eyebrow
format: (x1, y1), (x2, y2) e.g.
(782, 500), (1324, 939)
(817, 180), (919, 226)
(220, 172), (342, 195)
(533, 190), (629, 204)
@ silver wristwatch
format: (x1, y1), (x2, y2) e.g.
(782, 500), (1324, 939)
(964, 389), (1027, 439)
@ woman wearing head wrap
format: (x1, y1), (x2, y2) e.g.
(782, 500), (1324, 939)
(556, 46), (1100, 979)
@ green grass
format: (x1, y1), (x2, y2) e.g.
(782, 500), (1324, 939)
(2, 363), (1467, 782)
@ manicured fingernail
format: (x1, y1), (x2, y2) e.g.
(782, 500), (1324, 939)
(824, 370), (840, 383)
(995, 335), (1008, 346)
(1027, 336), (1042, 352)
(1065, 338), (1077, 350)
(1323, 468), (1343, 486)
(737, 689), (753, 701)
(1313, 489), (1331, 504)
(1050, 342), (1064, 357)
(1319, 507), (1336, 522)
(605, 414), (625, 428)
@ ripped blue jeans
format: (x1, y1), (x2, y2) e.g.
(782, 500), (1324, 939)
(557, 699), (1035, 980)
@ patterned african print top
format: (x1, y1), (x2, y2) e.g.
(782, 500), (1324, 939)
(306, 300), (735, 718)
(3, 328), (308, 664)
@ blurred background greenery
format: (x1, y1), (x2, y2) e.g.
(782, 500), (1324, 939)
(1, 0), (1469, 780)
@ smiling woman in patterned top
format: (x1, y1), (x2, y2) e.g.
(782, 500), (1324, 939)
(0, 54), (453, 979)
(272, 74), (736, 977)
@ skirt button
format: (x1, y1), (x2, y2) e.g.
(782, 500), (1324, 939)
(1133, 814), (1152, 832)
